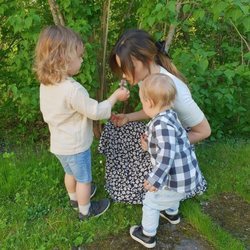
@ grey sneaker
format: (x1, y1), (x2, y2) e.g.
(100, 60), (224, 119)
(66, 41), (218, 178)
(160, 211), (180, 224)
(130, 225), (156, 248)
(70, 183), (97, 210)
(79, 199), (110, 221)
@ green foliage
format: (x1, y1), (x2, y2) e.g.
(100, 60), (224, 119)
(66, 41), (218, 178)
(0, 0), (50, 123)
(0, 0), (249, 138)
(135, 0), (250, 137)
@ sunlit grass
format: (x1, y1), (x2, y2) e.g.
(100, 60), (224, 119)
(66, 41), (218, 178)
(0, 139), (249, 249)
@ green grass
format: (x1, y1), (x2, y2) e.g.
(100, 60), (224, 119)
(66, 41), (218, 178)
(196, 139), (250, 202)
(182, 201), (245, 250)
(0, 139), (249, 249)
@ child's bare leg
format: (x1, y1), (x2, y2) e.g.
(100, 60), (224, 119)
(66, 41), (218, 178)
(77, 182), (91, 215)
(64, 173), (76, 193)
(76, 182), (91, 205)
(64, 173), (77, 203)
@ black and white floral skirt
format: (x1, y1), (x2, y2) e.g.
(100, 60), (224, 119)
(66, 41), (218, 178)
(98, 121), (207, 204)
(98, 121), (152, 204)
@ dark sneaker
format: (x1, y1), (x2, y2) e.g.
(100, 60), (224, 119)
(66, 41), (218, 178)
(90, 183), (97, 198)
(70, 183), (97, 210)
(79, 199), (110, 221)
(130, 225), (156, 248)
(70, 200), (79, 211)
(160, 210), (180, 224)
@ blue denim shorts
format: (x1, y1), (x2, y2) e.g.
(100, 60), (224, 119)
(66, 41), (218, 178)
(55, 149), (92, 183)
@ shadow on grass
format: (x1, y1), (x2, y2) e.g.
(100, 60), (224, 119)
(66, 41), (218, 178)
(76, 219), (213, 250)
(202, 192), (250, 248)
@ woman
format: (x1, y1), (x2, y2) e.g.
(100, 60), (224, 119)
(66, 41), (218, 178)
(110, 29), (211, 143)
(99, 29), (210, 213)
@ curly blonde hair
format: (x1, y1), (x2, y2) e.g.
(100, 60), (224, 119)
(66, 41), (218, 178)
(34, 25), (83, 85)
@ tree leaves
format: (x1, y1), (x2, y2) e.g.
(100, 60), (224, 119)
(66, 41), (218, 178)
(0, 0), (249, 138)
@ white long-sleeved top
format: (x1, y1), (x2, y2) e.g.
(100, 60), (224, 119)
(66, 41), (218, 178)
(40, 77), (112, 155)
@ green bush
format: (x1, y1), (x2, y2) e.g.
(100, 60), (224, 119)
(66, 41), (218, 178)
(0, 0), (249, 139)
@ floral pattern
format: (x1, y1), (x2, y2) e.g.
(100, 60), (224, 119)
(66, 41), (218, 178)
(98, 121), (207, 203)
(98, 121), (152, 204)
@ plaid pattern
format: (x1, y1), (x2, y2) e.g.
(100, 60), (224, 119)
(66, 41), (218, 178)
(146, 109), (204, 194)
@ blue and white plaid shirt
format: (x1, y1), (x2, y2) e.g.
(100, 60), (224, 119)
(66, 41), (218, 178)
(146, 109), (204, 194)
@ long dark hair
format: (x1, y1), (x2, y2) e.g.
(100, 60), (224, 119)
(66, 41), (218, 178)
(109, 29), (186, 83)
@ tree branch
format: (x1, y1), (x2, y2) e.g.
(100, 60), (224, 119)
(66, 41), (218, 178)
(48, 0), (65, 26)
(100, 0), (111, 100)
(94, 0), (111, 138)
(164, 0), (182, 52)
(230, 20), (249, 52)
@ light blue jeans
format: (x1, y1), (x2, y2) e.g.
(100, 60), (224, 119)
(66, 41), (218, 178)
(55, 149), (92, 183)
(142, 189), (186, 236)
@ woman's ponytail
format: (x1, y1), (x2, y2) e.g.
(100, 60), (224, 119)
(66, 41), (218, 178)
(155, 40), (187, 83)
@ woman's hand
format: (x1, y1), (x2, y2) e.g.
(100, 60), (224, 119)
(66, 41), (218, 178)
(111, 110), (149, 127)
(140, 133), (148, 151)
(144, 180), (157, 192)
(111, 113), (129, 126)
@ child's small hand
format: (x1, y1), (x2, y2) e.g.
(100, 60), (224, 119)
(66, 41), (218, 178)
(144, 180), (158, 192)
(141, 133), (148, 151)
(114, 87), (130, 101)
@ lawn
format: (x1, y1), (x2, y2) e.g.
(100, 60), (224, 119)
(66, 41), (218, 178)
(0, 138), (249, 249)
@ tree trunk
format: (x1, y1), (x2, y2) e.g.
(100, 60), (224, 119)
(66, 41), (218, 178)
(100, 0), (111, 100)
(48, 0), (65, 26)
(93, 0), (111, 139)
(164, 0), (182, 53)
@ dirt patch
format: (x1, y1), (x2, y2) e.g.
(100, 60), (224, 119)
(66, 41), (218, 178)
(202, 193), (250, 248)
(77, 220), (213, 250)
(74, 192), (250, 249)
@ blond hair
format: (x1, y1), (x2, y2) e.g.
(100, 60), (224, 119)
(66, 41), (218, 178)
(34, 25), (83, 85)
(140, 73), (176, 109)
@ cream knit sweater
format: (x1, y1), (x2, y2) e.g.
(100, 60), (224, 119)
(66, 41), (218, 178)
(40, 77), (111, 155)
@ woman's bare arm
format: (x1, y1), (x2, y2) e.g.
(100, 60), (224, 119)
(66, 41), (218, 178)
(188, 118), (211, 144)
(111, 109), (149, 126)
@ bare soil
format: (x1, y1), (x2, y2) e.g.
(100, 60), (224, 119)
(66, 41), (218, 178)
(202, 193), (250, 248)
(78, 220), (213, 250)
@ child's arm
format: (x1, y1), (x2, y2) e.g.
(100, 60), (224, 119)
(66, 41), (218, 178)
(70, 85), (129, 121)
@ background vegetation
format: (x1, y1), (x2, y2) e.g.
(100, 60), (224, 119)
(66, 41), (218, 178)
(0, 0), (249, 140)
(0, 1), (249, 249)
